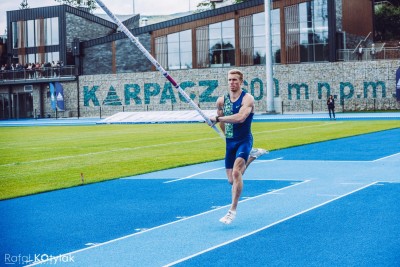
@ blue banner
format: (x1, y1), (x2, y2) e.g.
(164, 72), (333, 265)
(396, 67), (400, 101)
(55, 82), (65, 111)
(49, 83), (56, 111)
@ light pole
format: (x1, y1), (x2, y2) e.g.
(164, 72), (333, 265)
(264, 0), (275, 113)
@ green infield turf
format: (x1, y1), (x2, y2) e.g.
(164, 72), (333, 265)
(1, 120), (399, 200)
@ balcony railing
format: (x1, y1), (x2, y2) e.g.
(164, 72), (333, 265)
(337, 47), (400, 61)
(0, 65), (76, 83)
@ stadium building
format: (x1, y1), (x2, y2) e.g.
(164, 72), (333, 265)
(0, 0), (399, 120)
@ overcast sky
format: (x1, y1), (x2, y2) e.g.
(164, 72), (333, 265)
(0, 0), (205, 35)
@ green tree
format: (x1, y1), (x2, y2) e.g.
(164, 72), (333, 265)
(196, 0), (218, 11)
(375, 4), (400, 40)
(54, 0), (97, 12)
(20, 0), (30, 9)
(196, 0), (251, 12)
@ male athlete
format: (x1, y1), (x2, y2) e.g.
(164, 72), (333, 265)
(210, 69), (266, 224)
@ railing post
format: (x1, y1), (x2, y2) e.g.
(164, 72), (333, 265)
(341, 98), (345, 112)
(311, 100), (314, 114)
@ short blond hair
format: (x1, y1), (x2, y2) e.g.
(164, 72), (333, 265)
(228, 69), (244, 81)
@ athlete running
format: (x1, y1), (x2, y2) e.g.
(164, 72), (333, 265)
(210, 69), (266, 224)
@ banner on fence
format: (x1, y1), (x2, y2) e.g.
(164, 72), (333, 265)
(49, 83), (56, 111)
(55, 82), (65, 111)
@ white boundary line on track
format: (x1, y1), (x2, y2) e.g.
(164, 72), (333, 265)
(164, 158), (283, 183)
(25, 179), (310, 266)
(163, 181), (378, 267)
(163, 167), (225, 183)
(373, 152), (400, 162)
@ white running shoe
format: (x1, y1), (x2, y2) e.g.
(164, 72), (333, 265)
(249, 148), (268, 159)
(219, 210), (236, 224)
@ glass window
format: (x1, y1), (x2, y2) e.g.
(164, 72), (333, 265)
(27, 20), (35, 48)
(253, 13), (265, 65)
(239, 15), (253, 66)
(209, 19), (235, 67)
(44, 17), (59, 46)
(155, 36), (167, 68)
(271, 9), (281, 64)
(285, 0), (328, 63)
(12, 22), (18, 48)
(166, 29), (192, 70)
(45, 51), (59, 63)
(27, 53), (35, 64)
(196, 26), (209, 68)
(35, 19), (44, 47)
(51, 17), (59, 45)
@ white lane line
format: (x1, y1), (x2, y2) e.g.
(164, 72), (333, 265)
(163, 181), (378, 267)
(373, 152), (400, 162)
(164, 158), (283, 183)
(163, 167), (225, 184)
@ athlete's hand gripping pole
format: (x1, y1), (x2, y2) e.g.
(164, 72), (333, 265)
(94, 0), (224, 139)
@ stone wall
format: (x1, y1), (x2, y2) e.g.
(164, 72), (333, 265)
(65, 13), (115, 51)
(76, 60), (400, 117)
(2, 60), (398, 119)
(82, 34), (152, 75)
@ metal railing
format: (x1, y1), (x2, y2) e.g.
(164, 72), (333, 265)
(337, 47), (400, 61)
(280, 99), (400, 114)
(352, 32), (372, 54)
(0, 65), (76, 82)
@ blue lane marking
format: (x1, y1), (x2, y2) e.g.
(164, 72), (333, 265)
(175, 182), (400, 267)
(0, 179), (299, 259)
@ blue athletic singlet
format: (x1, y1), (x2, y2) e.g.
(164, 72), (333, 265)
(223, 90), (254, 169)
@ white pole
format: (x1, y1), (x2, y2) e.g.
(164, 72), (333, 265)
(264, 0), (275, 113)
(132, 0), (135, 14)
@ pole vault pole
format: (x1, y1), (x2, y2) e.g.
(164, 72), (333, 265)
(94, 0), (224, 139)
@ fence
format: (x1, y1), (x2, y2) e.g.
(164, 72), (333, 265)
(0, 65), (76, 82)
(337, 47), (400, 61)
(280, 98), (400, 114)
(37, 98), (400, 120)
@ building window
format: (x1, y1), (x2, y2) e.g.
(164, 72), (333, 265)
(27, 20), (35, 48)
(167, 30), (192, 70)
(240, 10), (281, 66)
(285, 0), (328, 63)
(12, 17), (59, 49)
(271, 9), (281, 64)
(209, 20), (235, 67)
(46, 17), (59, 46)
(196, 26), (209, 68)
(156, 30), (192, 70)
(155, 36), (167, 68)
(239, 15), (253, 66)
(12, 22), (18, 49)
(252, 12), (266, 65)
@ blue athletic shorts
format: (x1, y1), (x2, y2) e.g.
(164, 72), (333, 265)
(225, 136), (253, 169)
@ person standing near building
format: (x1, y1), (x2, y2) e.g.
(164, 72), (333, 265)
(357, 44), (364, 60)
(327, 95), (336, 120)
(210, 69), (265, 224)
(370, 43), (376, 60)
